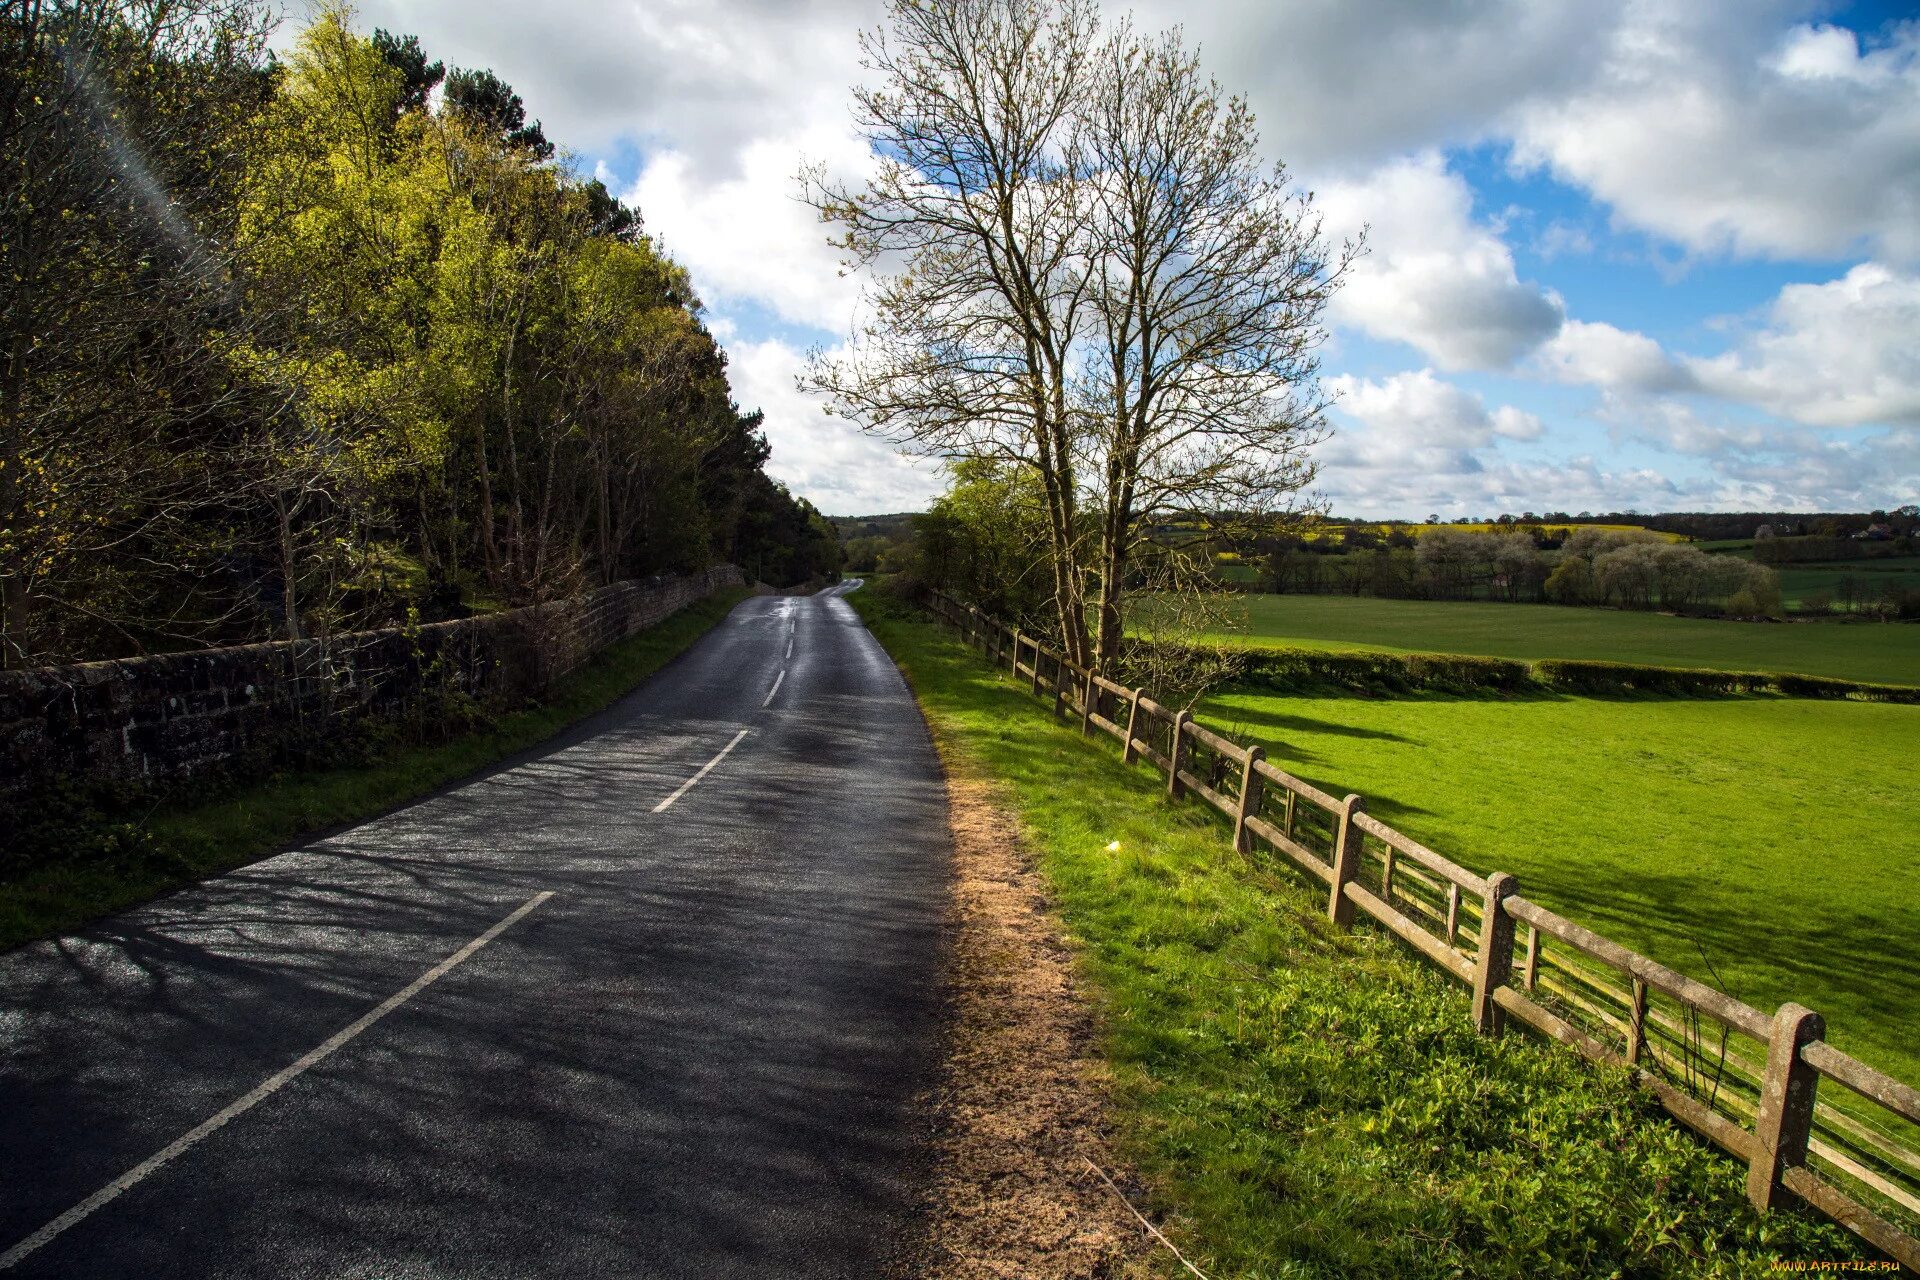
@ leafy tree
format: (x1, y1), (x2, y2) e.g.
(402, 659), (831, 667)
(443, 66), (551, 159)
(371, 29), (443, 114)
(1, 5), (836, 661)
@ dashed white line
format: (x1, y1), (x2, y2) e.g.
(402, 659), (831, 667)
(652, 729), (752, 813)
(785, 637), (793, 659)
(762, 669), (785, 708)
(0, 891), (555, 1272)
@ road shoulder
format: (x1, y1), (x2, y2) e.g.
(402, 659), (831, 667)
(903, 745), (1154, 1279)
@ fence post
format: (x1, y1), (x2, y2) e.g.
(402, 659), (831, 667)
(1080, 671), (1097, 736)
(1167, 709), (1191, 799)
(1327, 794), (1365, 926)
(1052, 661), (1069, 719)
(1748, 1003), (1824, 1212)
(1122, 688), (1144, 764)
(1010, 629), (1022, 680)
(1233, 746), (1265, 853)
(1030, 645), (1044, 698)
(1627, 977), (1649, 1065)
(1471, 872), (1518, 1036)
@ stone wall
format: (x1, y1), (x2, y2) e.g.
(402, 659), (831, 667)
(0, 566), (743, 797)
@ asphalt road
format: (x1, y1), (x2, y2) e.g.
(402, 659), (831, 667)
(0, 582), (954, 1278)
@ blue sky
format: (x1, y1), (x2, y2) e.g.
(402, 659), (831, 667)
(339, 0), (1920, 517)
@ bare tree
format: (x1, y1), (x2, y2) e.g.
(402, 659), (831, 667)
(806, 0), (1353, 671)
(1076, 24), (1355, 665)
(804, 0), (1102, 665)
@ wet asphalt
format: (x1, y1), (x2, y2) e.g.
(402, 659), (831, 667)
(0, 583), (954, 1278)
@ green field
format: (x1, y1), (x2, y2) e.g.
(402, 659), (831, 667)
(1205, 595), (1920, 685)
(1702, 543), (1920, 608)
(854, 590), (1860, 1276)
(1203, 690), (1920, 1086)
(1775, 557), (1920, 608)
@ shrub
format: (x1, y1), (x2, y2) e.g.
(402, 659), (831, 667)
(1232, 647), (1530, 694)
(1533, 660), (1771, 697)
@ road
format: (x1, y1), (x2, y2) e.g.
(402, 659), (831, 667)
(0, 583), (954, 1278)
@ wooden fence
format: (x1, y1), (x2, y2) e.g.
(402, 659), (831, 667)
(925, 590), (1920, 1270)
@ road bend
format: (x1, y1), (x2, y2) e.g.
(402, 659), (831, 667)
(0, 582), (954, 1278)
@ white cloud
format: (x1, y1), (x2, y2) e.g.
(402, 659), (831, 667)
(345, 0), (878, 176)
(1707, 428), (1920, 509)
(1133, 0), (1627, 171)
(724, 337), (944, 515)
(1689, 263), (1920, 427)
(1324, 369), (1543, 472)
(1318, 155), (1564, 370)
(1507, 10), (1920, 262)
(1535, 320), (1695, 394)
(1532, 267), (1920, 430)
(628, 126), (868, 330)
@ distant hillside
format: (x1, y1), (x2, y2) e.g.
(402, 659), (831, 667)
(831, 513), (921, 540)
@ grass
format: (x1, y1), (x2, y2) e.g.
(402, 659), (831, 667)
(1774, 557), (1920, 608)
(1202, 690), (1920, 1088)
(1203, 595), (1920, 686)
(851, 588), (1861, 1278)
(0, 588), (750, 951)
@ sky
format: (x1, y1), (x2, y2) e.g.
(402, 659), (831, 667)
(331, 0), (1920, 519)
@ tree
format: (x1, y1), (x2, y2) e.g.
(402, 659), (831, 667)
(806, 0), (1100, 662)
(3, 5), (835, 664)
(1076, 23), (1352, 663)
(371, 29), (443, 114)
(807, 0), (1350, 671)
(0, 0), (277, 663)
(443, 66), (552, 159)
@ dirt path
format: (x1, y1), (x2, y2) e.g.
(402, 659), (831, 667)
(909, 768), (1158, 1279)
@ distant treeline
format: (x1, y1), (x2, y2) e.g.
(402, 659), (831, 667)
(1, 4), (837, 667)
(1257, 528), (1787, 616)
(1319, 507), (1919, 542)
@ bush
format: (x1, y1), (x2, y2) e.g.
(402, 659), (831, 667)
(1535, 659), (1770, 696)
(1233, 646), (1531, 694)
(1535, 659), (1920, 703)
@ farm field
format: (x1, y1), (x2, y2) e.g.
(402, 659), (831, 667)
(1769, 557), (1920, 609)
(1702, 542), (1920, 608)
(1202, 689), (1920, 1086)
(1200, 594), (1920, 685)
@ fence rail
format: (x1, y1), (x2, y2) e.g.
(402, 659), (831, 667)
(925, 590), (1920, 1270)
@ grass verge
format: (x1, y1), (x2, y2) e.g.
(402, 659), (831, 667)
(0, 588), (749, 951)
(851, 587), (1862, 1278)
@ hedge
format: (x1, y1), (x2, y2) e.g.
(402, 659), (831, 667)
(1142, 642), (1920, 702)
(1231, 647), (1533, 694)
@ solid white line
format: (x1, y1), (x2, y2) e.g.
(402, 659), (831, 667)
(0, 891), (555, 1272)
(761, 669), (786, 708)
(651, 729), (751, 813)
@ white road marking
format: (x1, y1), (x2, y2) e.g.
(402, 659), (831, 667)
(652, 729), (751, 812)
(785, 637), (793, 659)
(0, 891), (555, 1272)
(761, 670), (785, 707)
